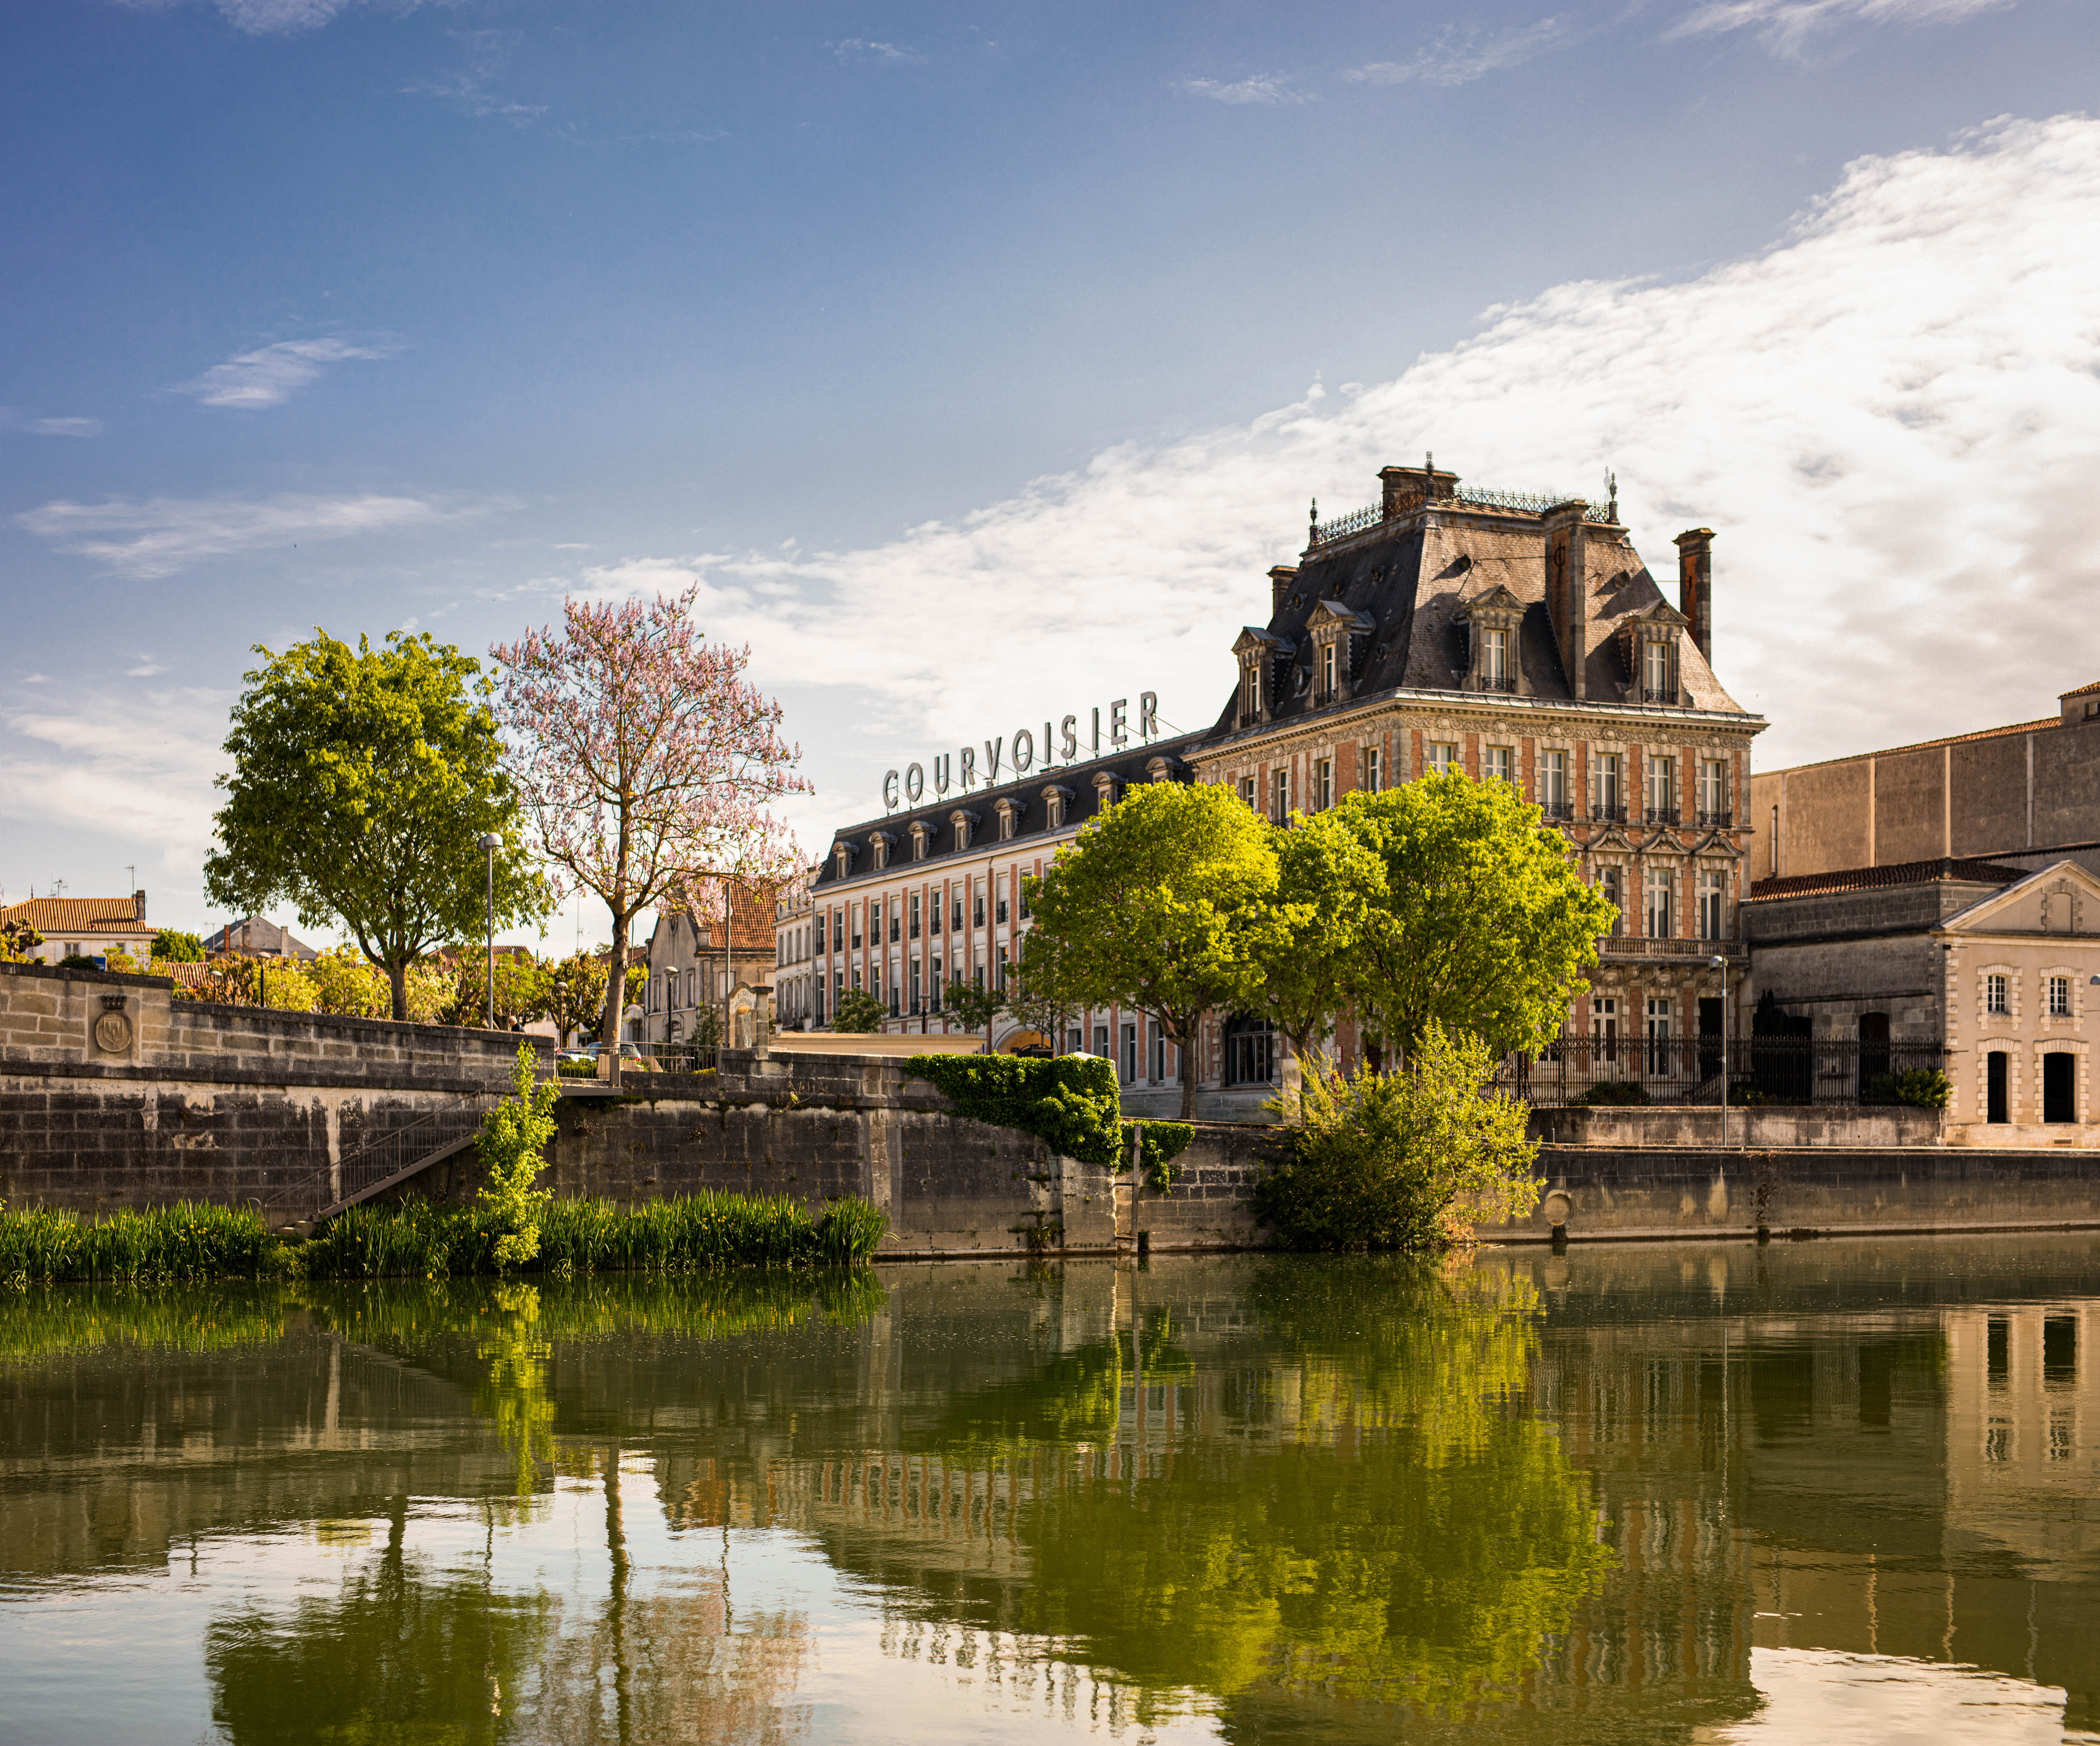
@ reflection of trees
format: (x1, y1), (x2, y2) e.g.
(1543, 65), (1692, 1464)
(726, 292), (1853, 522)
(0, 1282), (288, 1361)
(205, 1498), (559, 1745)
(911, 1257), (1613, 1721)
(475, 1284), (557, 1500)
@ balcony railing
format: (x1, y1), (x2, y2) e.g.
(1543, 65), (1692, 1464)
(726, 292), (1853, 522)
(1590, 802), (1627, 823)
(1539, 798), (1574, 822)
(1695, 808), (1734, 829)
(1643, 806), (1681, 826)
(1492, 1035), (1948, 1109)
(1475, 673), (1517, 693)
(1598, 935), (1746, 960)
(1641, 687), (1677, 705)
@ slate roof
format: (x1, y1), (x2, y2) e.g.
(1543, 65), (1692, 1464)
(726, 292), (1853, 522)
(1746, 857), (2028, 903)
(1208, 490), (1749, 738)
(203, 917), (319, 959)
(814, 734), (1204, 893)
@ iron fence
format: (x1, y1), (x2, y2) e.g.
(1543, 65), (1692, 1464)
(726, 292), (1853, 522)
(1493, 1035), (1949, 1108)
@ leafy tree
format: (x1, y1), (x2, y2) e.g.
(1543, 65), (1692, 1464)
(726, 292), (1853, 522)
(1246, 811), (1381, 1063)
(1329, 773), (1616, 1058)
(941, 977), (1007, 1052)
(0, 919), (43, 963)
(545, 950), (613, 1045)
(439, 950), (552, 1029)
(474, 1044), (560, 1269)
(1255, 1021), (1541, 1250)
(308, 945), (390, 1018)
(1022, 781), (1274, 1118)
(152, 928), (204, 962)
(832, 987), (885, 1033)
(204, 630), (549, 1021)
(492, 587), (806, 1083)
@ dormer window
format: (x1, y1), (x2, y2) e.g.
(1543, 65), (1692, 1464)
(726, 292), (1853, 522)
(1232, 627), (1292, 729)
(1618, 600), (1688, 705)
(1042, 785), (1071, 830)
(1481, 627), (1509, 686)
(1244, 664), (1262, 719)
(1094, 773), (1119, 814)
(870, 832), (893, 871)
(833, 844), (852, 880)
(910, 822), (931, 862)
(950, 809), (978, 853)
(995, 799), (1018, 841)
(1644, 640), (1669, 698)
(1456, 585), (1523, 695)
(1320, 643), (1336, 697)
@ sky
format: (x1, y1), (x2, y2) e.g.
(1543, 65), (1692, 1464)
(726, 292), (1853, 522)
(5, 0), (2100, 948)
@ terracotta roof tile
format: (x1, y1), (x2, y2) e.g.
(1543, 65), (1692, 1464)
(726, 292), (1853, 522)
(1746, 856), (2026, 902)
(1, 896), (150, 933)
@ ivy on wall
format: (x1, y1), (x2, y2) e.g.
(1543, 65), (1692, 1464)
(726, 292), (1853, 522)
(905, 1054), (1193, 1192)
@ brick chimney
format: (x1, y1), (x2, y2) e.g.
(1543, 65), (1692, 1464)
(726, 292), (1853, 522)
(1378, 460), (1461, 515)
(1673, 528), (1714, 663)
(1542, 501), (1590, 700)
(133, 888), (146, 922)
(1268, 565), (1298, 616)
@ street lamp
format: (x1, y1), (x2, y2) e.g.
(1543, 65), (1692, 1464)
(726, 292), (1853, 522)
(478, 833), (502, 1028)
(1709, 953), (1730, 1149)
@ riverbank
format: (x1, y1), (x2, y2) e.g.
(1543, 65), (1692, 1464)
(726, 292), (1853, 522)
(0, 1192), (889, 1284)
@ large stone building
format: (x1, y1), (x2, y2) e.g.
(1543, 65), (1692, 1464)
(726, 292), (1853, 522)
(1751, 680), (2100, 883)
(788, 460), (1764, 1111)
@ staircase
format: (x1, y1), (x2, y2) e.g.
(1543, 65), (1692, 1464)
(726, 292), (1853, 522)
(266, 1100), (499, 1228)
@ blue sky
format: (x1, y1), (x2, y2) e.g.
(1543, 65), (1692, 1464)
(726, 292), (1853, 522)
(6, 0), (2100, 946)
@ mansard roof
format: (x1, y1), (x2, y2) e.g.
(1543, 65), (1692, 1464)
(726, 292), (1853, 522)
(813, 732), (1205, 893)
(1209, 467), (1753, 737)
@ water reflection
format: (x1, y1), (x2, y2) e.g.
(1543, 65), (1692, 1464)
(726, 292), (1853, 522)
(0, 1239), (2096, 1744)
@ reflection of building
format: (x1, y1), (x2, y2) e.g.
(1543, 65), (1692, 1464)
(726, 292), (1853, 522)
(1743, 856), (2100, 1139)
(791, 460), (1764, 1110)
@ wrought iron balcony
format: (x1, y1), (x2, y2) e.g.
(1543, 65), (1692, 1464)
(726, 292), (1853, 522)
(1475, 673), (1517, 693)
(1641, 686), (1677, 705)
(1643, 806), (1681, 826)
(1696, 808), (1734, 828)
(1590, 803), (1627, 823)
(1538, 799), (1575, 822)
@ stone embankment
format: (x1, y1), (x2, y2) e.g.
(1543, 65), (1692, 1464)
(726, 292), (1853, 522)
(6, 961), (2097, 1250)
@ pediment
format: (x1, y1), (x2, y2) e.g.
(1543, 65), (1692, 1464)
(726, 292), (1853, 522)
(1622, 598), (1690, 629)
(1941, 860), (2100, 936)
(1305, 599), (1374, 633)
(1458, 583), (1526, 618)
(1233, 625), (1293, 656)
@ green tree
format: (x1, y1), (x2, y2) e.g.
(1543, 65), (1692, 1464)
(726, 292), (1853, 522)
(475, 1044), (560, 1269)
(440, 950), (552, 1028)
(941, 977), (1007, 1052)
(1246, 811), (1381, 1063)
(204, 630), (551, 1020)
(151, 928), (204, 962)
(1255, 1020), (1542, 1250)
(545, 949), (615, 1045)
(307, 944), (390, 1017)
(1022, 781), (1274, 1117)
(1330, 773), (1615, 1058)
(832, 987), (885, 1033)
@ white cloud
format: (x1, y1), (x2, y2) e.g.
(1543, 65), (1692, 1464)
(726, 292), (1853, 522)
(125, 654), (170, 677)
(407, 32), (547, 124)
(0, 408), (102, 437)
(535, 112), (2100, 802)
(1179, 73), (1312, 105)
(1346, 18), (1571, 87)
(172, 336), (398, 410)
(832, 39), (924, 65)
(115, 0), (374, 36)
(16, 491), (472, 579)
(1669, 0), (2018, 53)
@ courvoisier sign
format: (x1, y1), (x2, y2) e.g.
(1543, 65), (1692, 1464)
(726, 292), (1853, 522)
(882, 692), (1161, 812)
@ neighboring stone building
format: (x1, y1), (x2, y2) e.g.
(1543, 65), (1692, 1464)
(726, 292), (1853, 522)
(1742, 856), (2100, 1142)
(202, 916), (319, 960)
(793, 459), (1764, 1113)
(772, 871), (819, 1029)
(1750, 680), (2100, 884)
(3, 892), (156, 966)
(638, 881), (777, 1049)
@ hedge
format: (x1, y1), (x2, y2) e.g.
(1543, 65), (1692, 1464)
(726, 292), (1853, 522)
(906, 1053), (1193, 1191)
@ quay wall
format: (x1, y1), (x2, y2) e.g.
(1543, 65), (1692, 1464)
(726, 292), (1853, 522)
(5, 963), (2098, 1251)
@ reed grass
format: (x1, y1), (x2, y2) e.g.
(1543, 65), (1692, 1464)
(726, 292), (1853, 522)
(0, 1191), (888, 1286)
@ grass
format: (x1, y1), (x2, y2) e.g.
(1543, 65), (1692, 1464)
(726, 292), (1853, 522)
(0, 1191), (889, 1285)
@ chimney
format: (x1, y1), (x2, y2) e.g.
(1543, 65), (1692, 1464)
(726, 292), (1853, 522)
(1268, 566), (1298, 616)
(133, 888), (146, 922)
(1542, 501), (1590, 699)
(1378, 457), (1461, 516)
(1673, 528), (1714, 663)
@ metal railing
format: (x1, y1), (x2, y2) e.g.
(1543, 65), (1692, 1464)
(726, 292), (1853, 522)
(1642, 687), (1677, 705)
(1590, 802), (1627, 823)
(1476, 673), (1517, 693)
(262, 1097), (500, 1222)
(1598, 935), (1747, 960)
(587, 1041), (721, 1075)
(1310, 501), (1387, 544)
(1539, 799), (1575, 822)
(1696, 809), (1734, 829)
(1643, 805), (1681, 826)
(1309, 482), (1586, 547)
(1494, 1035), (1948, 1108)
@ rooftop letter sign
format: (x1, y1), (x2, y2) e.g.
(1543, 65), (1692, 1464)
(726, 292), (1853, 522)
(883, 693), (1158, 812)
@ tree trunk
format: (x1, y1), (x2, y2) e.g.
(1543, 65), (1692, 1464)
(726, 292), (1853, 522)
(600, 907), (628, 1086)
(387, 958), (408, 1023)
(1175, 1020), (1198, 1120)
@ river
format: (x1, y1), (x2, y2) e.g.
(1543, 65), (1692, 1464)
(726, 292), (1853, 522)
(2, 1235), (2095, 1743)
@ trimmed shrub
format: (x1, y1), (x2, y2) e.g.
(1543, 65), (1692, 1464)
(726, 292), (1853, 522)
(906, 1053), (1193, 1190)
(1865, 1067), (1953, 1110)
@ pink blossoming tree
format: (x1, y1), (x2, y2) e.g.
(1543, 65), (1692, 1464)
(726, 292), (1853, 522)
(491, 587), (806, 1078)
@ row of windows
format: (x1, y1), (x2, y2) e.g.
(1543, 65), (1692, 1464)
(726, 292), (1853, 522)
(835, 946), (1011, 1014)
(818, 881), (1024, 955)
(1984, 972), (2081, 1017)
(1593, 865), (1731, 940)
(1234, 746), (1732, 825)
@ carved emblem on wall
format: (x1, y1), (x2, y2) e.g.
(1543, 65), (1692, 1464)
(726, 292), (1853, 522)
(93, 998), (134, 1053)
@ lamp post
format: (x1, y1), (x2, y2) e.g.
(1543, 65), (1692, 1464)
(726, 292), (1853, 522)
(1710, 953), (1730, 1148)
(478, 833), (502, 1028)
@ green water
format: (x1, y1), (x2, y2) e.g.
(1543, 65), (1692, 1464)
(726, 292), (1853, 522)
(2, 1238), (2096, 1744)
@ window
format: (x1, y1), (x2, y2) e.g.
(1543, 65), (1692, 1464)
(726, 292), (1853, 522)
(1422, 742), (1456, 776)
(1362, 745), (1383, 793)
(1598, 867), (1624, 936)
(1272, 768), (1290, 823)
(909, 894), (922, 939)
(1224, 1015), (1274, 1085)
(1243, 663), (1262, 719)
(1645, 757), (1676, 822)
(1122, 1023), (1139, 1084)
(1697, 868), (1727, 940)
(1594, 753), (1623, 818)
(1321, 642), (1337, 697)
(909, 958), (921, 1012)
(1698, 758), (1729, 823)
(871, 965), (882, 1002)
(890, 903), (901, 942)
(1152, 1025), (1169, 1082)
(912, 831), (927, 862)
(851, 967), (862, 990)
(952, 895), (964, 932)
(1093, 1023), (1109, 1058)
(1987, 1051), (2009, 1122)
(998, 808), (1015, 842)
(1239, 774), (1257, 810)
(1481, 626), (1509, 686)
(1644, 864), (1675, 937)
(1590, 996), (1619, 1057)
(1315, 757), (1333, 810)
(1047, 792), (1063, 829)
(1019, 883), (1032, 921)
(929, 958), (943, 1008)
(1643, 639), (1671, 700)
(1987, 973), (2009, 1015)
(996, 892), (1009, 925)
(1538, 749), (1567, 811)
(930, 893), (942, 936)
(1484, 746), (1513, 786)
(997, 944), (1009, 989)
(1646, 998), (1673, 1077)
(2050, 974), (2071, 1017)
(954, 819), (971, 853)
(973, 887), (986, 928)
